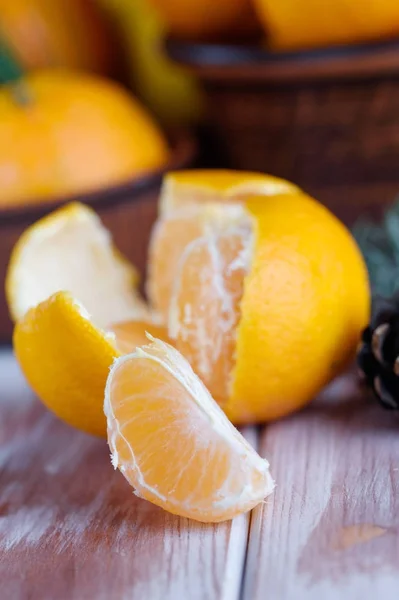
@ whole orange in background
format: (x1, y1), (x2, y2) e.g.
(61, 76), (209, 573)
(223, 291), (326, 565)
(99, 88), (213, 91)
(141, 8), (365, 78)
(0, 70), (170, 207)
(253, 0), (399, 50)
(148, 0), (260, 41)
(0, 0), (117, 75)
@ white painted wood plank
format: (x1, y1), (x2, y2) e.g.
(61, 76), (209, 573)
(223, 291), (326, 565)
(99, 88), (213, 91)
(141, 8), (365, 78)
(244, 374), (399, 600)
(0, 349), (254, 600)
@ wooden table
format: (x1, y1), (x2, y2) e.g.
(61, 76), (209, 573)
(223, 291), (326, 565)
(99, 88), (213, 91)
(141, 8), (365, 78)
(1, 347), (399, 599)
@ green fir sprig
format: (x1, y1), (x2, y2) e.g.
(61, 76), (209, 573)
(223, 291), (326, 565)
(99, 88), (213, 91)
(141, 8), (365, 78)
(353, 199), (399, 301)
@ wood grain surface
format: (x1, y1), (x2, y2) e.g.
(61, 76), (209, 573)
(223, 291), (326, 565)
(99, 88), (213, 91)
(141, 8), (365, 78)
(244, 375), (399, 600)
(1, 349), (399, 599)
(0, 349), (251, 600)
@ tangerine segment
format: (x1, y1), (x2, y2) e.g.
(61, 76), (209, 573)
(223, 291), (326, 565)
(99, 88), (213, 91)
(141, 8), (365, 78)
(147, 203), (248, 319)
(6, 202), (148, 327)
(110, 320), (171, 354)
(13, 291), (118, 436)
(104, 337), (274, 522)
(159, 169), (299, 216)
(169, 232), (249, 406)
(228, 194), (370, 423)
(147, 210), (205, 318)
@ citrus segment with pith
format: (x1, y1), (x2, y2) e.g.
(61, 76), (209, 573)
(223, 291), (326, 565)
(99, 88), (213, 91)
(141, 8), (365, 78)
(169, 231), (249, 406)
(104, 336), (274, 522)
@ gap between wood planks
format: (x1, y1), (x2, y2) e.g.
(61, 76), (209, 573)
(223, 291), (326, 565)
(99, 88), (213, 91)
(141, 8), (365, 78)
(242, 375), (399, 600)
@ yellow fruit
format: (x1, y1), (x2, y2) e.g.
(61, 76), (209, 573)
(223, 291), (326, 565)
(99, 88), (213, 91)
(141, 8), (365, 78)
(254, 0), (399, 50)
(105, 336), (274, 522)
(148, 169), (299, 318)
(13, 291), (118, 436)
(6, 202), (148, 327)
(0, 69), (169, 207)
(170, 193), (371, 423)
(0, 0), (118, 75)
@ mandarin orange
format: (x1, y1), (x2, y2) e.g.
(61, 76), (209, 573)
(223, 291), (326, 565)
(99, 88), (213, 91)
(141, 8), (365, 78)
(169, 194), (370, 423)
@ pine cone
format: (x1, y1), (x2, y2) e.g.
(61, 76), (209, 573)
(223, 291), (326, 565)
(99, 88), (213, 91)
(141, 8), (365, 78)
(357, 298), (399, 410)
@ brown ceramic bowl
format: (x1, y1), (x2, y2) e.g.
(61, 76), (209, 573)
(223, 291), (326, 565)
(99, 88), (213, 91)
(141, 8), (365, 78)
(167, 37), (399, 225)
(0, 131), (196, 342)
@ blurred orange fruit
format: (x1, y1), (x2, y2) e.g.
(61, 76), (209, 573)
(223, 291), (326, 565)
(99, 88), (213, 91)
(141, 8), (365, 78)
(148, 169), (298, 319)
(6, 202), (148, 327)
(0, 70), (169, 207)
(105, 336), (274, 522)
(170, 194), (370, 423)
(148, 0), (260, 41)
(0, 0), (118, 75)
(253, 0), (399, 50)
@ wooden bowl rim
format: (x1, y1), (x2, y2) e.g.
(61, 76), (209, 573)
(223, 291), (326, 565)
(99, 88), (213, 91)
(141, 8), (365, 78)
(166, 37), (399, 83)
(0, 130), (196, 226)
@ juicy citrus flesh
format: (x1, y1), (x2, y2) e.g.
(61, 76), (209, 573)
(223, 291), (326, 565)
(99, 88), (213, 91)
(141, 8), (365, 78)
(147, 203), (249, 319)
(13, 291), (118, 437)
(169, 231), (249, 407)
(169, 193), (370, 423)
(110, 319), (170, 355)
(6, 202), (148, 327)
(104, 337), (274, 522)
(148, 169), (299, 319)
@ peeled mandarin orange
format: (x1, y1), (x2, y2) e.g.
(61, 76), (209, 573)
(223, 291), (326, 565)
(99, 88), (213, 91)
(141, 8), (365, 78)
(148, 169), (299, 318)
(110, 319), (170, 354)
(6, 202), (149, 327)
(169, 193), (371, 423)
(104, 336), (274, 522)
(13, 291), (119, 436)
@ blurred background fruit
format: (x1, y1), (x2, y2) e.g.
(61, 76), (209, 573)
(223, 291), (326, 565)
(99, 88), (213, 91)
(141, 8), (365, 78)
(147, 0), (260, 42)
(101, 0), (202, 126)
(0, 69), (170, 207)
(253, 0), (399, 50)
(0, 0), (120, 76)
